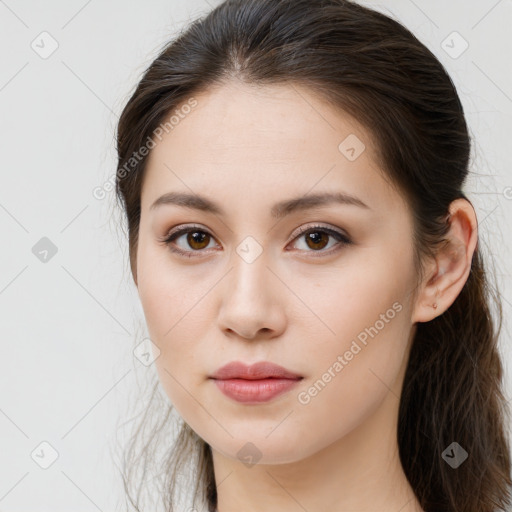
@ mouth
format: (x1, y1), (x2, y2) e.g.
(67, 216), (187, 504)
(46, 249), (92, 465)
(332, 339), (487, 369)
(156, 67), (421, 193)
(209, 361), (303, 403)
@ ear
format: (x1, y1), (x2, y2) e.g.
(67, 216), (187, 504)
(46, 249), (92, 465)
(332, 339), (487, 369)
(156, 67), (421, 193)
(411, 198), (478, 323)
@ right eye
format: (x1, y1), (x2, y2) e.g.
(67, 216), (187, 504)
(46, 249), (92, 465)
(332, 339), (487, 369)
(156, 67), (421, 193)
(159, 225), (220, 258)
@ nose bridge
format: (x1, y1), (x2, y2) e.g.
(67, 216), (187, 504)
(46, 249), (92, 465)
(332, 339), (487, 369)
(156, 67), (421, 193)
(216, 235), (285, 339)
(229, 236), (272, 302)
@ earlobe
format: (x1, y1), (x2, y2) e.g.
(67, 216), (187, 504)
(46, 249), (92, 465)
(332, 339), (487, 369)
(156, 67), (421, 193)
(411, 198), (478, 324)
(411, 270), (442, 323)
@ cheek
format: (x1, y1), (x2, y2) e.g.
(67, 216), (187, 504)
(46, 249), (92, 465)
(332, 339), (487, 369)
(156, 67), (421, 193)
(293, 252), (413, 414)
(135, 241), (214, 409)
(301, 253), (411, 352)
(137, 271), (205, 420)
(302, 278), (410, 403)
(137, 239), (195, 340)
(284, 288), (411, 460)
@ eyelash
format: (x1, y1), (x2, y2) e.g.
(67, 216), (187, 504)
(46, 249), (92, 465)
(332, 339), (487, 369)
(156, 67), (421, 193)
(158, 223), (353, 259)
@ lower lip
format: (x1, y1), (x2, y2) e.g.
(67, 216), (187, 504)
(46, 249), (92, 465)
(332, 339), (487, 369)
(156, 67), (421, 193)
(212, 378), (301, 403)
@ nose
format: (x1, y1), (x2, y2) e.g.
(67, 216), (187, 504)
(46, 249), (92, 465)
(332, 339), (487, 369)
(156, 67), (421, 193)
(216, 252), (287, 341)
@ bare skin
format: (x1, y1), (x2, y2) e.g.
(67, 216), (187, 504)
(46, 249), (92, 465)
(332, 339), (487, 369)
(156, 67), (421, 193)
(134, 80), (478, 512)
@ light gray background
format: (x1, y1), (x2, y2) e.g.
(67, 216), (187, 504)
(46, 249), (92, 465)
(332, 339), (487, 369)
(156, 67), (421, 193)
(0, 0), (511, 510)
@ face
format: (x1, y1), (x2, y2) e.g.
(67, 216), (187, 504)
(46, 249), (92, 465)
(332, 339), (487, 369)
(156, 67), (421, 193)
(136, 80), (419, 465)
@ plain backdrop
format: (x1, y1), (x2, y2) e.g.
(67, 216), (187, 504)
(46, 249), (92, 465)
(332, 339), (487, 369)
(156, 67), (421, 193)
(0, 0), (511, 510)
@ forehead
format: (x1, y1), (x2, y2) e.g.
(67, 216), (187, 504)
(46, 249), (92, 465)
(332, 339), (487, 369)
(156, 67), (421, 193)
(148, 80), (374, 161)
(141, 81), (404, 216)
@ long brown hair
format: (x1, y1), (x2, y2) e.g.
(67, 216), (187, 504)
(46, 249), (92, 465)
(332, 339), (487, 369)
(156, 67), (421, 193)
(114, 1), (512, 510)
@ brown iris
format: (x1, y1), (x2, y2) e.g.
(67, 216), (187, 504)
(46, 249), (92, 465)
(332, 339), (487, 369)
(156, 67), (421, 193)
(187, 231), (211, 250)
(304, 231), (329, 250)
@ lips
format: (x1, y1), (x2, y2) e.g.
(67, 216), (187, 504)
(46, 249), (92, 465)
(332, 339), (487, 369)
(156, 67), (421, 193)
(209, 361), (302, 380)
(209, 361), (303, 404)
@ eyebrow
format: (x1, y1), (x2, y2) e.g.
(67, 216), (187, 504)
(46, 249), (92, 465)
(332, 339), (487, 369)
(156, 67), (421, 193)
(150, 190), (370, 218)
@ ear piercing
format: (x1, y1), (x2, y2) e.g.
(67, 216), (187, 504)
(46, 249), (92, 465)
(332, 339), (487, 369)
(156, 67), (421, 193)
(432, 284), (440, 310)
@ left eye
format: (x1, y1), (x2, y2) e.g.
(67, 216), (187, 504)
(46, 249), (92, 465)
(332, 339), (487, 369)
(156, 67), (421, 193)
(160, 224), (352, 258)
(291, 226), (351, 253)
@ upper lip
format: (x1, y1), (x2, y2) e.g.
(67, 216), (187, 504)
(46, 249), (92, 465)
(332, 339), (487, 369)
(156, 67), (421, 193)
(210, 361), (303, 380)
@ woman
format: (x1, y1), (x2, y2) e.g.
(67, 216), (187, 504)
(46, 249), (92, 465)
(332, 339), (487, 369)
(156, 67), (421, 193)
(114, 0), (512, 510)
